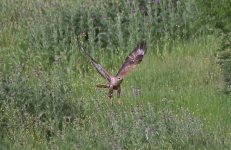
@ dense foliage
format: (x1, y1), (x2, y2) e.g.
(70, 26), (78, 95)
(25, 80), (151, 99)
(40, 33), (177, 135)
(197, 0), (231, 93)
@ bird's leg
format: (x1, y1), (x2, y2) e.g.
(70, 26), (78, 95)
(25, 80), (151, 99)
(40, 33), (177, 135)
(117, 86), (122, 105)
(108, 87), (113, 105)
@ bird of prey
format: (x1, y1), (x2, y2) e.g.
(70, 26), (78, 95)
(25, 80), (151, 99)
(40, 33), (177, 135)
(82, 41), (147, 104)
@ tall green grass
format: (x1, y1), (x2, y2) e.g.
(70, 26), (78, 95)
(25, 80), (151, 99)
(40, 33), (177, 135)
(1, 36), (230, 149)
(0, 0), (230, 149)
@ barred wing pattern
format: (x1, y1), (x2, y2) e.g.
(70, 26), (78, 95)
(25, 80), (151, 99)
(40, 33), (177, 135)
(116, 41), (147, 78)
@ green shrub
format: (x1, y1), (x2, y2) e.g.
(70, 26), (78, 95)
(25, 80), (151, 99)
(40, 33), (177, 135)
(197, 0), (231, 33)
(218, 33), (231, 94)
(197, 0), (231, 94)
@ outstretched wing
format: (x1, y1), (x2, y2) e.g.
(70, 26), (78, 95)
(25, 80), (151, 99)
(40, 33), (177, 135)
(82, 50), (112, 81)
(116, 41), (147, 78)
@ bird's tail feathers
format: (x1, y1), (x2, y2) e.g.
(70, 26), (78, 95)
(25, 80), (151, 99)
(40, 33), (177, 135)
(96, 84), (109, 88)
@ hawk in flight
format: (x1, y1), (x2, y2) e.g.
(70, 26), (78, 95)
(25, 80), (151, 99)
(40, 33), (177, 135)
(82, 41), (147, 104)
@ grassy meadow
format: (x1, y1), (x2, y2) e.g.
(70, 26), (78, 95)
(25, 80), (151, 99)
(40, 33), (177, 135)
(0, 0), (231, 149)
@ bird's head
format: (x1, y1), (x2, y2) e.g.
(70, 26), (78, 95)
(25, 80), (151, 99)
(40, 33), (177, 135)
(116, 76), (123, 81)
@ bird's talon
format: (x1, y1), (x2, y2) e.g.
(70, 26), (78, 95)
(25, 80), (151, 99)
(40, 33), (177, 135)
(118, 98), (122, 105)
(109, 97), (113, 105)
(84, 41), (147, 105)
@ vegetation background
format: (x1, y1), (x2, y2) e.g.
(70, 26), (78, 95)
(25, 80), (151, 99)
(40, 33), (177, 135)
(0, 0), (230, 149)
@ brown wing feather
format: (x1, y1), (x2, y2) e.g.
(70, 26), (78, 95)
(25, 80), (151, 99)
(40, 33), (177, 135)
(83, 51), (112, 81)
(116, 41), (147, 78)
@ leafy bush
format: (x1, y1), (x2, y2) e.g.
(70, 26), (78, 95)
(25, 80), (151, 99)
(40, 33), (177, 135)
(197, 0), (231, 33)
(197, 0), (231, 94)
(218, 33), (231, 94)
(0, 65), (84, 143)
